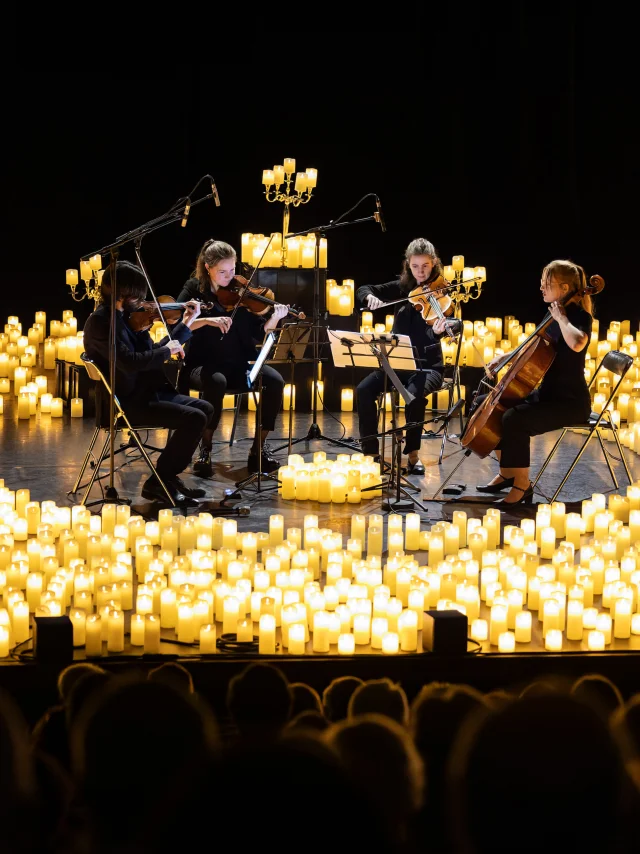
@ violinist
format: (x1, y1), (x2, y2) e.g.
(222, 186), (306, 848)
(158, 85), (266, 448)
(356, 238), (461, 474)
(176, 239), (287, 476)
(82, 260), (215, 507)
(476, 260), (594, 505)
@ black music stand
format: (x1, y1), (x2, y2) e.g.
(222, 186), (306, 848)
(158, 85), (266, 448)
(329, 330), (431, 513)
(279, 194), (382, 449)
(233, 332), (281, 495)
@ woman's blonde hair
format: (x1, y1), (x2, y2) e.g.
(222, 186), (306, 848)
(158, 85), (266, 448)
(193, 239), (236, 294)
(542, 259), (594, 315)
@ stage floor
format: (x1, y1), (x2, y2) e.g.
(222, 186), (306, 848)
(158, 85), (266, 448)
(2, 399), (639, 666)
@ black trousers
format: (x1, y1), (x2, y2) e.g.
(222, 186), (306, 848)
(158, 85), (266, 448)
(186, 363), (284, 435)
(123, 390), (214, 478)
(495, 392), (591, 468)
(356, 368), (443, 455)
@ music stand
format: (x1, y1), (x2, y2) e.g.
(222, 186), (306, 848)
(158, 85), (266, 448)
(234, 332), (281, 495)
(328, 330), (430, 513)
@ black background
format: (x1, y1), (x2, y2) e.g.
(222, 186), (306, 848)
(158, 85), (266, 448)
(4, 6), (638, 338)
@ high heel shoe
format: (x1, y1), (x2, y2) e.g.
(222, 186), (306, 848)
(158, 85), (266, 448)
(498, 483), (534, 505)
(476, 476), (514, 493)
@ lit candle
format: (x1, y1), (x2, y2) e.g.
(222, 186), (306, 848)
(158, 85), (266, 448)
(587, 629), (605, 651)
(514, 610), (532, 643)
(85, 618), (102, 657)
(566, 600), (584, 640)
(341, 388), (354, 411)
(199, 623), (217, 653)
(498, 631), (515, 653)
(259, 614), (276, 654)
(614, 597), (632, 638)
(107, 609), (124, 652)
(130, 613), (145, 646)
(288, 623), (306, 655)
(545, 629), (563, 651)
(382, 632), (399, 654)
(50, 398), (63, 417)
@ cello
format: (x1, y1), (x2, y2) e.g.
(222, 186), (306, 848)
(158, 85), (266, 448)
(461, 273), (605, 458)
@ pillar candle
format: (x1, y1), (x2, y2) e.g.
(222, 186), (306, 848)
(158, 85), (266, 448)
(258, 614), (276, 653)
(288, 623), (306, 655)
(341, 388), (354, 411)
(130, 613), (145, 646)
(545, 629), (563, 651)
(514, 610), (532, 643)
(199, 623), (217, 653)
(498, 631), (515, 653)
(566, 600), (584, 640)
(50, 397), (63, 417)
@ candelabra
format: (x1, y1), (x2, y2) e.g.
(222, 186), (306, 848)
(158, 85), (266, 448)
(443, 255), (487, 318)
(262, 158), (317, 266)
(66, 254), (104, 308)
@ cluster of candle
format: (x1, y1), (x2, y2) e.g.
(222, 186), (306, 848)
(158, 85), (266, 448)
(240, 232), (327, 269)
(2, 476), (640, 658)
(326, 280), (355, 316)
(278, 452), (382, 503)
(0, 311), (83, 420)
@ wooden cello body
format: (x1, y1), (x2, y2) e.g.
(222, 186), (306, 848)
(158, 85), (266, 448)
(461, 273), (604, 459)
(461, 335), (556, 457)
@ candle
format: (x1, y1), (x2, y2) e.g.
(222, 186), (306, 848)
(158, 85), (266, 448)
(50, 398), (63, 417)
(614, 598), (632, 638)
(0, 627), (9, 659)
(498, 631), (516, 653)
(177, 604), (195, 643)
(514, 610), (532, 643)
(288, 623), (306, 655)
(545, 629), (563, 651)
(340, 388), (354, 412)
(144, 614), (160, 655)
(130, 613), (145, 646)
(200, 623), (217, 653)
(566, 600), (584, 640)
(382, 632), (399, 654)
(259, 614), (276, 654)
(587, 629), (605, 651)
(82, 614), (102, 657)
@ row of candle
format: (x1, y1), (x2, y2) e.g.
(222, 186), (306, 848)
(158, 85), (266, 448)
(4, 311), (77, 340)
(326, 280), (355, 316)
(240, 233), (328, 269)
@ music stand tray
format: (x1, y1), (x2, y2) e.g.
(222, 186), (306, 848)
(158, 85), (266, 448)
(328, 330), (416, 372)
(271, 324), (312, 362)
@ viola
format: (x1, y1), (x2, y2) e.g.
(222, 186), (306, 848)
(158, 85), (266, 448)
(126, 295), (215, 332)
(216, 275), (307, 320)
(461, 274), (605, 458)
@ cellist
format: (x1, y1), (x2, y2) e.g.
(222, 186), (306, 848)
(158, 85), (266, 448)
(476, 259), (594, 504)
(355, 238), (462, 474)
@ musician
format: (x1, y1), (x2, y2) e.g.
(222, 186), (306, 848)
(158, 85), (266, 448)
(82, 260), (214, 507)
(356, 238), (460, 474)
(176, 239), (287, 476)
(477, 259), (594, 504)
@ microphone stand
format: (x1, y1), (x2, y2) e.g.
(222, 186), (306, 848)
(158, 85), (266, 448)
(80, 180), (218, 505)
(275, 196), (381, 451)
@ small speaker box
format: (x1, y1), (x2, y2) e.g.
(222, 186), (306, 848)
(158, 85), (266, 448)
(422, 609), (468, 654)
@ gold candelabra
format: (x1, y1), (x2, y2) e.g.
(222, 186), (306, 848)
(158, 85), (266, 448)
(443, 255), (487, 318)
(262, 158), (317, 266)
(66, 255), (103, 309)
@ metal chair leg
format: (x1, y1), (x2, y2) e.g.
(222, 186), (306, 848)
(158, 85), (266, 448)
(79, 432), (112, 506)
(550, 428), (599, 502)
(229, 394), (241, 446)
(119, 417), (176, 507)
(595, 428), (619, 490)
(70, 426), (101, 494)
(532, 429), (567, 488)
(611, 425), (634, 484)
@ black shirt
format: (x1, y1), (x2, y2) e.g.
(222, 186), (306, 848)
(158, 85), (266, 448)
(537, 303), (592, 405)
(355, 279), (445, 373)
(177, 278), (267, 373)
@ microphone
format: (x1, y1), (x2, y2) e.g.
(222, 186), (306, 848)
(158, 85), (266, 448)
(211, 178), (221, 207)
(181, 199), (191, 228)
(375, 196), (386, 232)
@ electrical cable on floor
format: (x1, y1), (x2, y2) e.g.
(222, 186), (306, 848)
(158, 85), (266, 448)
(466, 637), (483, 654)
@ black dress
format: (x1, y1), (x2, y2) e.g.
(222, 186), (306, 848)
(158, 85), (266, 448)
(176, 278), (284, 433)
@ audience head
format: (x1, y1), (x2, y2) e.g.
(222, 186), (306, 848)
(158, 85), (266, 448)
(448, 686), (624, 853)
(322, 676), (365, 723)
(226, 662), (293, 741)
(289, 682), (323, 718)
(57, 662), (107, 704)
(326, 713), (424, 843)
(148, 662), (194, 695)
(571, 672), (623, 718)
(64, 668), (113, 730)
(286, 710), (329, 734)
(71, 674), (218, 847)
(348, 677), (409, 726)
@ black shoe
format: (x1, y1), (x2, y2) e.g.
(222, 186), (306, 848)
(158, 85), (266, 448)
(498, 483), (534, 505)
(247, 446), (280, 474)
(141, 476), (200, 508)
(193, 448), (213, 478)
(403, 458), (425, 475)
(173, 476), (206, 499)
(476, 476), (515, 493)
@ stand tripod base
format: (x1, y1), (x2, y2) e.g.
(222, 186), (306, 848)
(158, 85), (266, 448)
(381, 497), (415, 512)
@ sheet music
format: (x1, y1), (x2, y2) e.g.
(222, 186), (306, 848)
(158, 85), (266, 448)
(248, 332), (277, 387)
(327, 329), (417, 371)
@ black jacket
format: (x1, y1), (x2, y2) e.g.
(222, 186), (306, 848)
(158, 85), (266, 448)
(83, 304), (192, 403)
(355, 279), (445, 373)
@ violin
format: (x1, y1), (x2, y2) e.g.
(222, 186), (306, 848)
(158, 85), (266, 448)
(216, 275), (307, 320)
(407, 274), (455, 324)
(126, 295), (215, 332)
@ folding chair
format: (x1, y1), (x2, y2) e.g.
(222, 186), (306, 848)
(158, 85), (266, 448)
(70, 354), (176, 507)
(532, 349), (634, 502)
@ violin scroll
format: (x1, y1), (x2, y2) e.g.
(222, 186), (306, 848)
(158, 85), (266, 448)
(587, 274), (605, 295)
